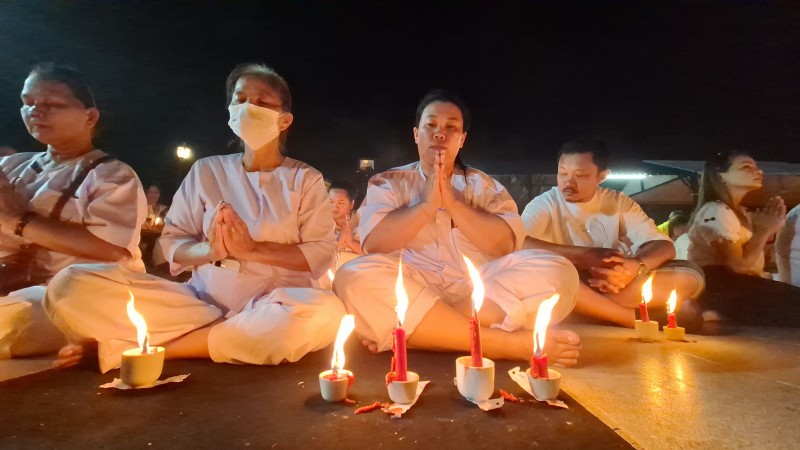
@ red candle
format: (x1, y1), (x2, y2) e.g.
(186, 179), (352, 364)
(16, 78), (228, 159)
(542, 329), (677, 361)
(639, 302), (650, 322)
(531, 294), (560, 380)
(394, 326), (408, 381)
(666, 289), (678, 328)
(469, 314), (483, 367)
(531, 354), (549, 379)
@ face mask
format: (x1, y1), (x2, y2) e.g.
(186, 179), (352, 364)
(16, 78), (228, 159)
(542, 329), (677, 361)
(228, 103), (281, 150)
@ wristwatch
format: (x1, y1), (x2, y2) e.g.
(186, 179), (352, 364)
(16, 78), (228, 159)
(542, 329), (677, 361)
(635, 258), (649, 278)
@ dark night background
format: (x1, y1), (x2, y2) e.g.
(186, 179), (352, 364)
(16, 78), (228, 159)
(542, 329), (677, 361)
(1, 1), (798, 193)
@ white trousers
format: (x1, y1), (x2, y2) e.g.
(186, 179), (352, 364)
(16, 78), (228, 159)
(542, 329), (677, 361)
(333, 249), (579, 352)
(45, 264), (346, 372)
(0, 285), (66, 359)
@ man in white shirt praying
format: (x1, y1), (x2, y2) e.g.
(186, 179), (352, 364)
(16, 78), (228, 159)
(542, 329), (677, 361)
(521, 138), (705, 328)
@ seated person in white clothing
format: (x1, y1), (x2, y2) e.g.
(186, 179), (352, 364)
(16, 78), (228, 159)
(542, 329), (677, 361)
(0, 63), (145, 359)
(47, 63), (344, 371)
(328, 179), (363, 261)
(776, 204), (800, 287)
(522, 139), (704, 328)
(688, 151), (800, 327)
(335, 90), (581, 366)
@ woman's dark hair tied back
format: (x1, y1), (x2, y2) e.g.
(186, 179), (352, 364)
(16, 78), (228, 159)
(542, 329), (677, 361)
(30, 62), (96, 108)
(415, 89), (471, 132)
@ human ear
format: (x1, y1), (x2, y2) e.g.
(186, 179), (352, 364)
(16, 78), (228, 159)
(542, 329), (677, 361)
(413, 127), (419, 144)
(278, 112), (294, 131)
(598, 169), (610, 184)
(458, 132), (467, 148)
(86, 107), (100, 129)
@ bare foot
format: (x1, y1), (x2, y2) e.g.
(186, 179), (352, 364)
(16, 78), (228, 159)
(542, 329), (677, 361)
(52, 342), (97, 369)
(543, 328), (581, 368)
(360, 337), (379, 353)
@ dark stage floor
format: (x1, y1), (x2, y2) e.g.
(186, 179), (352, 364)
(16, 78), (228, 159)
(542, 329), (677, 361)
(0, 340), (630, 449)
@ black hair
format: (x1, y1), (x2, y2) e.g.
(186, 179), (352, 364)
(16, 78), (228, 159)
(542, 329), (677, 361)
(557, 138), (610, 172)
(29, 63), (96, 109)
(225, 62), (292, 154)
(415, 89), (470, 171)
(328, 179), (356, 201)
(690, 150), (753, 227)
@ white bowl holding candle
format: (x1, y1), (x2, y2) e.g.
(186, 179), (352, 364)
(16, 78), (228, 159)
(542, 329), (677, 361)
(388, 371), (419, 404)
(634, 319), (660, 342)
(454, 356), (495, 402)
(319, 369), (354, 402)
(526, 368), (561, 401)
(120, 346), (165, 387)
(663, 326), (686, 341)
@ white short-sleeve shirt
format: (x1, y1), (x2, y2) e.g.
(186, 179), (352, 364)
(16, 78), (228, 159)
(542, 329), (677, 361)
(775, 204), (800, 286)
(358, 162), (523, 279)
(521, 186), (670, 255)
(687, 201), (764, 274)
(0, 149), (146, 275)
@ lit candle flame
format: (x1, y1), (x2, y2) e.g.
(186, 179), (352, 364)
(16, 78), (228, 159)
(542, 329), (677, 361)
(666, 289), (677, 315)
(395, 260), (408, 327)
(533, 294), (560, 357)
(331, 314), (355, 372)
(462, 256), (484, 315)
(125, 291), (150, 354)
(641, 274), (654, 305)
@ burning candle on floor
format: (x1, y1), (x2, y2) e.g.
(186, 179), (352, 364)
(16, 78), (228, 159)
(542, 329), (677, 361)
(662, 289), (686, 341)
(386, 260), (419, 404)
(120, 291), (165, 387)
(319, 314), (356, 402)
(462, 256), (484, 367)
(391, 260), (409, 382)
(530, 294), (560, 379)
(634, 274), (660, 342)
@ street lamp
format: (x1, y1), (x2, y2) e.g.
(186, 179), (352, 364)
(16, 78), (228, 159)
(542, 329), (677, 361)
(176, 145), (193, 160)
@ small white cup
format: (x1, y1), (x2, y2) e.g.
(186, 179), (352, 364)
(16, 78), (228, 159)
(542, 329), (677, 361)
(526, 368), (561, 401)
(454, 356), (495, 402)
(663, 326), (686, 341)
(634, 319), (660, 342)
(120, 347), (165, 387)
(387, 371), (419, 404)
(319, 369), (353, 402)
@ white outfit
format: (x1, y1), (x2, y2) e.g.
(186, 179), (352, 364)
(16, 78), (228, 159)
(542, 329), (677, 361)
(522, 187), (704, 294)
(687, 201), (765, 275)
(0, 150), (145, 359)
(776, 205), (800, 286)
(334, 162), (578, 351)
(522, 187), (671, 255)
(45, 154), (344, 372)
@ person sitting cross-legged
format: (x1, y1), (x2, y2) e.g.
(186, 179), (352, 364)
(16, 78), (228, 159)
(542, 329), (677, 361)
(521, 138), (705, 329)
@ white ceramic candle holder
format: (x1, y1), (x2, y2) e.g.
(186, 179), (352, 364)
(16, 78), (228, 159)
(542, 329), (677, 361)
(387, 371), (419, 404)
(120, 347), (165, 387)
(526, 368), (561, 401)
(318, 369), (353, 402)
(663, 326), (686, 341)
(454, 356), (495, 402)
(634, 320), (660, 342)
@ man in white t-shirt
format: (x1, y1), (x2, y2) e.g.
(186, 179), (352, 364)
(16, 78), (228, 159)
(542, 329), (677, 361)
(776, 204), (800, 287)
(521, 139), (705, 328)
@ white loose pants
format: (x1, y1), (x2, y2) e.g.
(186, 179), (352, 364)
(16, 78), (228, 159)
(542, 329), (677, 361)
(45, 264), (345, 372)
(0, 286), (66, 359)
(333, 249), (578, 352)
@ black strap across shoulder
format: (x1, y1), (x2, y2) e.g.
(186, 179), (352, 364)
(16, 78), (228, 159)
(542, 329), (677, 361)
(49, 155), (115, 221)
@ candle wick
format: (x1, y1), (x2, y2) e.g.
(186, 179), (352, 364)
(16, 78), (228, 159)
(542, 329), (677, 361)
(141, 334), (149, 354)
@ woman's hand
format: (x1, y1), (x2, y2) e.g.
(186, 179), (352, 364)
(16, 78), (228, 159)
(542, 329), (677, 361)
(205, 202), (228, 261)
(220, 203), (256, 259)
(438, 151), (457, 212)
(421, 150), (443, 213)
(752, 196), (786, 236)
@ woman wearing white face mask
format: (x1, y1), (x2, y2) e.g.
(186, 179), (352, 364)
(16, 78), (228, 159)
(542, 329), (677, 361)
(45, 63), (344, 372)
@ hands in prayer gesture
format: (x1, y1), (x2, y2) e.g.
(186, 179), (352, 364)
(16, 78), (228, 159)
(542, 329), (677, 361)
(751, 196), (786, 236)
(0, 183), (27, 230)
(207, 201), (256, 261)
(420, 150), (456, 217)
